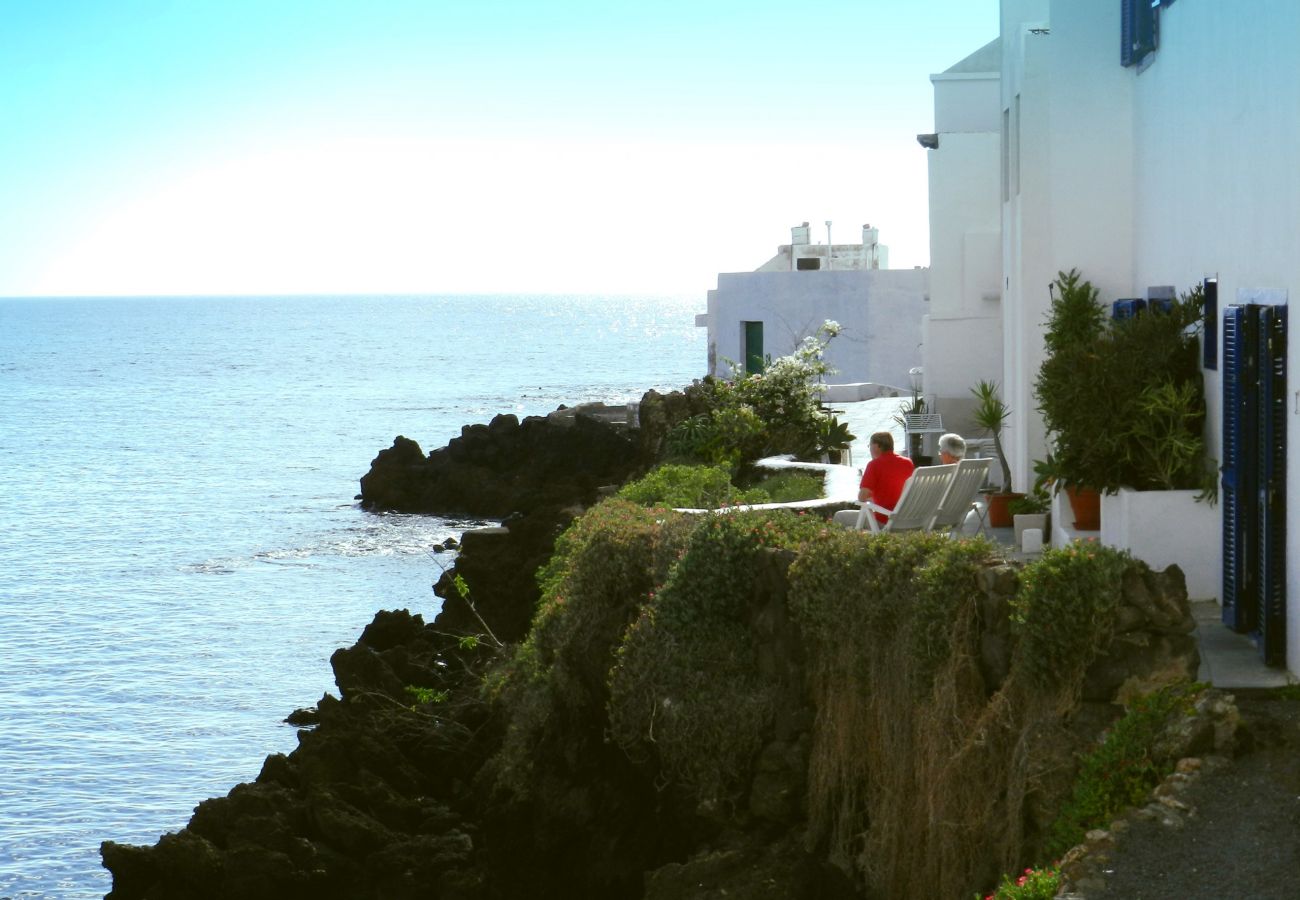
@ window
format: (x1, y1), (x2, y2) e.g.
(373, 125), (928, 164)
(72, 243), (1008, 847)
(1001, 108), (1010, 203)
(1013, 94), (1021, 197)
(796, 257), (821, 271)
(743, 321), (764, 375)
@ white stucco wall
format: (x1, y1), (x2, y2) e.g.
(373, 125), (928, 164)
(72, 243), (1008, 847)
(1121, 1), (1300, 672)
(924, 131), (1003, 429)
(990, 0), (1299, 673)
(704, 268), (929, 388)
(923, 52), (1004, 438)
(1001, 1), (1137, 493)
(1101, 488), (1220, 602)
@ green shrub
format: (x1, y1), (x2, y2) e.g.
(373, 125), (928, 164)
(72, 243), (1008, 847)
(671, 321), (843, 467)
(617, 464), (826, 509)
(606, 509), (827, 807)
(1010, 544), (1129, 689)
(484, 499), (697, 793)
(1045, 682), (1206, 856)
(745, 470), (825, 504)
(617, 463), (751, 509)
(1036, 271), (1206, 492)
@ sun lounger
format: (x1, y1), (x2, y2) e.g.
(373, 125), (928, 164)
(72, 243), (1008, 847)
(930, 458), (992, 537)
(835, 463), (957, 533)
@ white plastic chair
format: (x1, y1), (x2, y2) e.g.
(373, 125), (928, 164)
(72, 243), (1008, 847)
(931, 458), (992, 537)
(848, 463), (957, 533)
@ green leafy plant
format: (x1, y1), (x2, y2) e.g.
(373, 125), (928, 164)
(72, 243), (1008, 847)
(1007, 489), (1050, 516)
(743, 470), (825, 503)
(483, 500), (698, 794)
(815, 415), (857, 457)
(1036, 271), (1206, 493)
(1125, 379), (1206, 490)
(978, 866), (1059, 900)
(679, 321), (845, 466)
(1045, 682), (1206, 856)
(1010, 544), (1129, 689)
(1043, 268), (1106, 355)
(1031, 455), (1063, 495)
(404, 685), (450, 706)
(971, 379), (1013, 492)
(893, 390), (927, 459)
(606, 509), (829, 806)
(618, 463), (751, 509)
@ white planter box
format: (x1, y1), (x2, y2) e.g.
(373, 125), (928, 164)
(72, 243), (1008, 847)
(1014, 512), (1048, 547)
(1100, 487), (1220, 601)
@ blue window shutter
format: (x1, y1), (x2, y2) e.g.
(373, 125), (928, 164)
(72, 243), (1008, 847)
(1121, 0), (1137, 65)
(1122, 0), (1158, 67)
(1203, 278), (1218, 369)
(1221, 306), (1251, 631)
(1258, 305), (1287, 665)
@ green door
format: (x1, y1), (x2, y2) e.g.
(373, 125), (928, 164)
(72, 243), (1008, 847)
(743, 321), (764, 375)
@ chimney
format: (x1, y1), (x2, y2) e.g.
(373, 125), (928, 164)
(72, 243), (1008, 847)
(791, 222), (811, 246)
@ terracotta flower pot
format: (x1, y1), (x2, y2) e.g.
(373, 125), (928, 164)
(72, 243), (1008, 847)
(985, 492), (1025, 529)
(1066, 485), (1101, 530)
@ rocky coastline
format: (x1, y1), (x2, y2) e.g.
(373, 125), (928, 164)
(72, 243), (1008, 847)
(101, 392), (1226, 899)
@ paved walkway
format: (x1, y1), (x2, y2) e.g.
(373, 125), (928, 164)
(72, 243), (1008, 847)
(1191, 599), (1295, 688)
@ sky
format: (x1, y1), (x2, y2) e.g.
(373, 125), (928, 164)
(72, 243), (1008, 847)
(0, 0), (999, 297)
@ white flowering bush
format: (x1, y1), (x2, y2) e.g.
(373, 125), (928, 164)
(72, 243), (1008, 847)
(667, 322), (847, 467)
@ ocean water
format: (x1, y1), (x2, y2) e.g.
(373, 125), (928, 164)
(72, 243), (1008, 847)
(0, 294), (705, 899)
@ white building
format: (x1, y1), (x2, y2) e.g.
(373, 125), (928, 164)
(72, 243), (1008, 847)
(924, 0), (1299, 673)
(920, 38), (1004, 431)
(697, 223), (929, 389)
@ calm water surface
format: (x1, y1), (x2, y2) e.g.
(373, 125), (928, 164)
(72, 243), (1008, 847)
(0, 294), (704, 898)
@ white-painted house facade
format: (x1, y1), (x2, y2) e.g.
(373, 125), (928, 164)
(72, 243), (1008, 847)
(920, 38), (1004, 433)
(923, 0), (1299, 673)
(697, 223), (928, 389)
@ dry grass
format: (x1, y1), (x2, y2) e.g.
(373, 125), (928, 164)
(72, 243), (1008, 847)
(792, 534), (1098, 898)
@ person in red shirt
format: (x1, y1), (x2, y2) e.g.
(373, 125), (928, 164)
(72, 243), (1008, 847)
(834, 431), (915, 527)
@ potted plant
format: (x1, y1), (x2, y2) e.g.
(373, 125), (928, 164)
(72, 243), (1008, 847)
(1034, 271), (1206, 530)
(815, 415), (856, 464)
(1008, 488), (1050, 546)
(892, 391), (929, 464)
(1034, 270), (1108, 528)
(970, 379), (1022, 527)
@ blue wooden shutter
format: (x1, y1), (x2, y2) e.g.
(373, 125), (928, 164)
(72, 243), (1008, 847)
(1220, 306), (1242, 629)
(1258, 305), (1287, 664)
(1221, 306), (1255, 631)
(1122, 0), (1158, 67)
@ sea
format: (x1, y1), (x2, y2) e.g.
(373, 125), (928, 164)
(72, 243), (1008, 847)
(0, 293), (706, 899)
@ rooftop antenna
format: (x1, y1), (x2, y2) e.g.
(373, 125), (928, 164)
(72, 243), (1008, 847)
(825, 220), (832, 271)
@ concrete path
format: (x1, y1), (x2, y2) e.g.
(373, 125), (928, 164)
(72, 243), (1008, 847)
(1191, 600), (1295, 688)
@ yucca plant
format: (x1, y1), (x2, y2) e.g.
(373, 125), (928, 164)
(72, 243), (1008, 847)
(971, 379), (1013, 492)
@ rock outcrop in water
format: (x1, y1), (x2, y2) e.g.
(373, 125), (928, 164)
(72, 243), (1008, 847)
(102, 610), (490, 900)
(358, 410), (647, 518)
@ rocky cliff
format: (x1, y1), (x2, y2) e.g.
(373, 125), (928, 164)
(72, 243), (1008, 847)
(101, 399), (1224, 899)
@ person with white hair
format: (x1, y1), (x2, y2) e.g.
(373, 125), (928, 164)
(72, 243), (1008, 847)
(937, 432), (966, 465)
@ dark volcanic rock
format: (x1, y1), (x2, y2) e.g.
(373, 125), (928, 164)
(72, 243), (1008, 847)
(101, 610), (492, 900)
(359, 412), (647, 518)
(433, 509), (579, 644)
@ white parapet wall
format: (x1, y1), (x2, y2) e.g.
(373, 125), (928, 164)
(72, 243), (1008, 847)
(1099, 487), (1220, 602)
